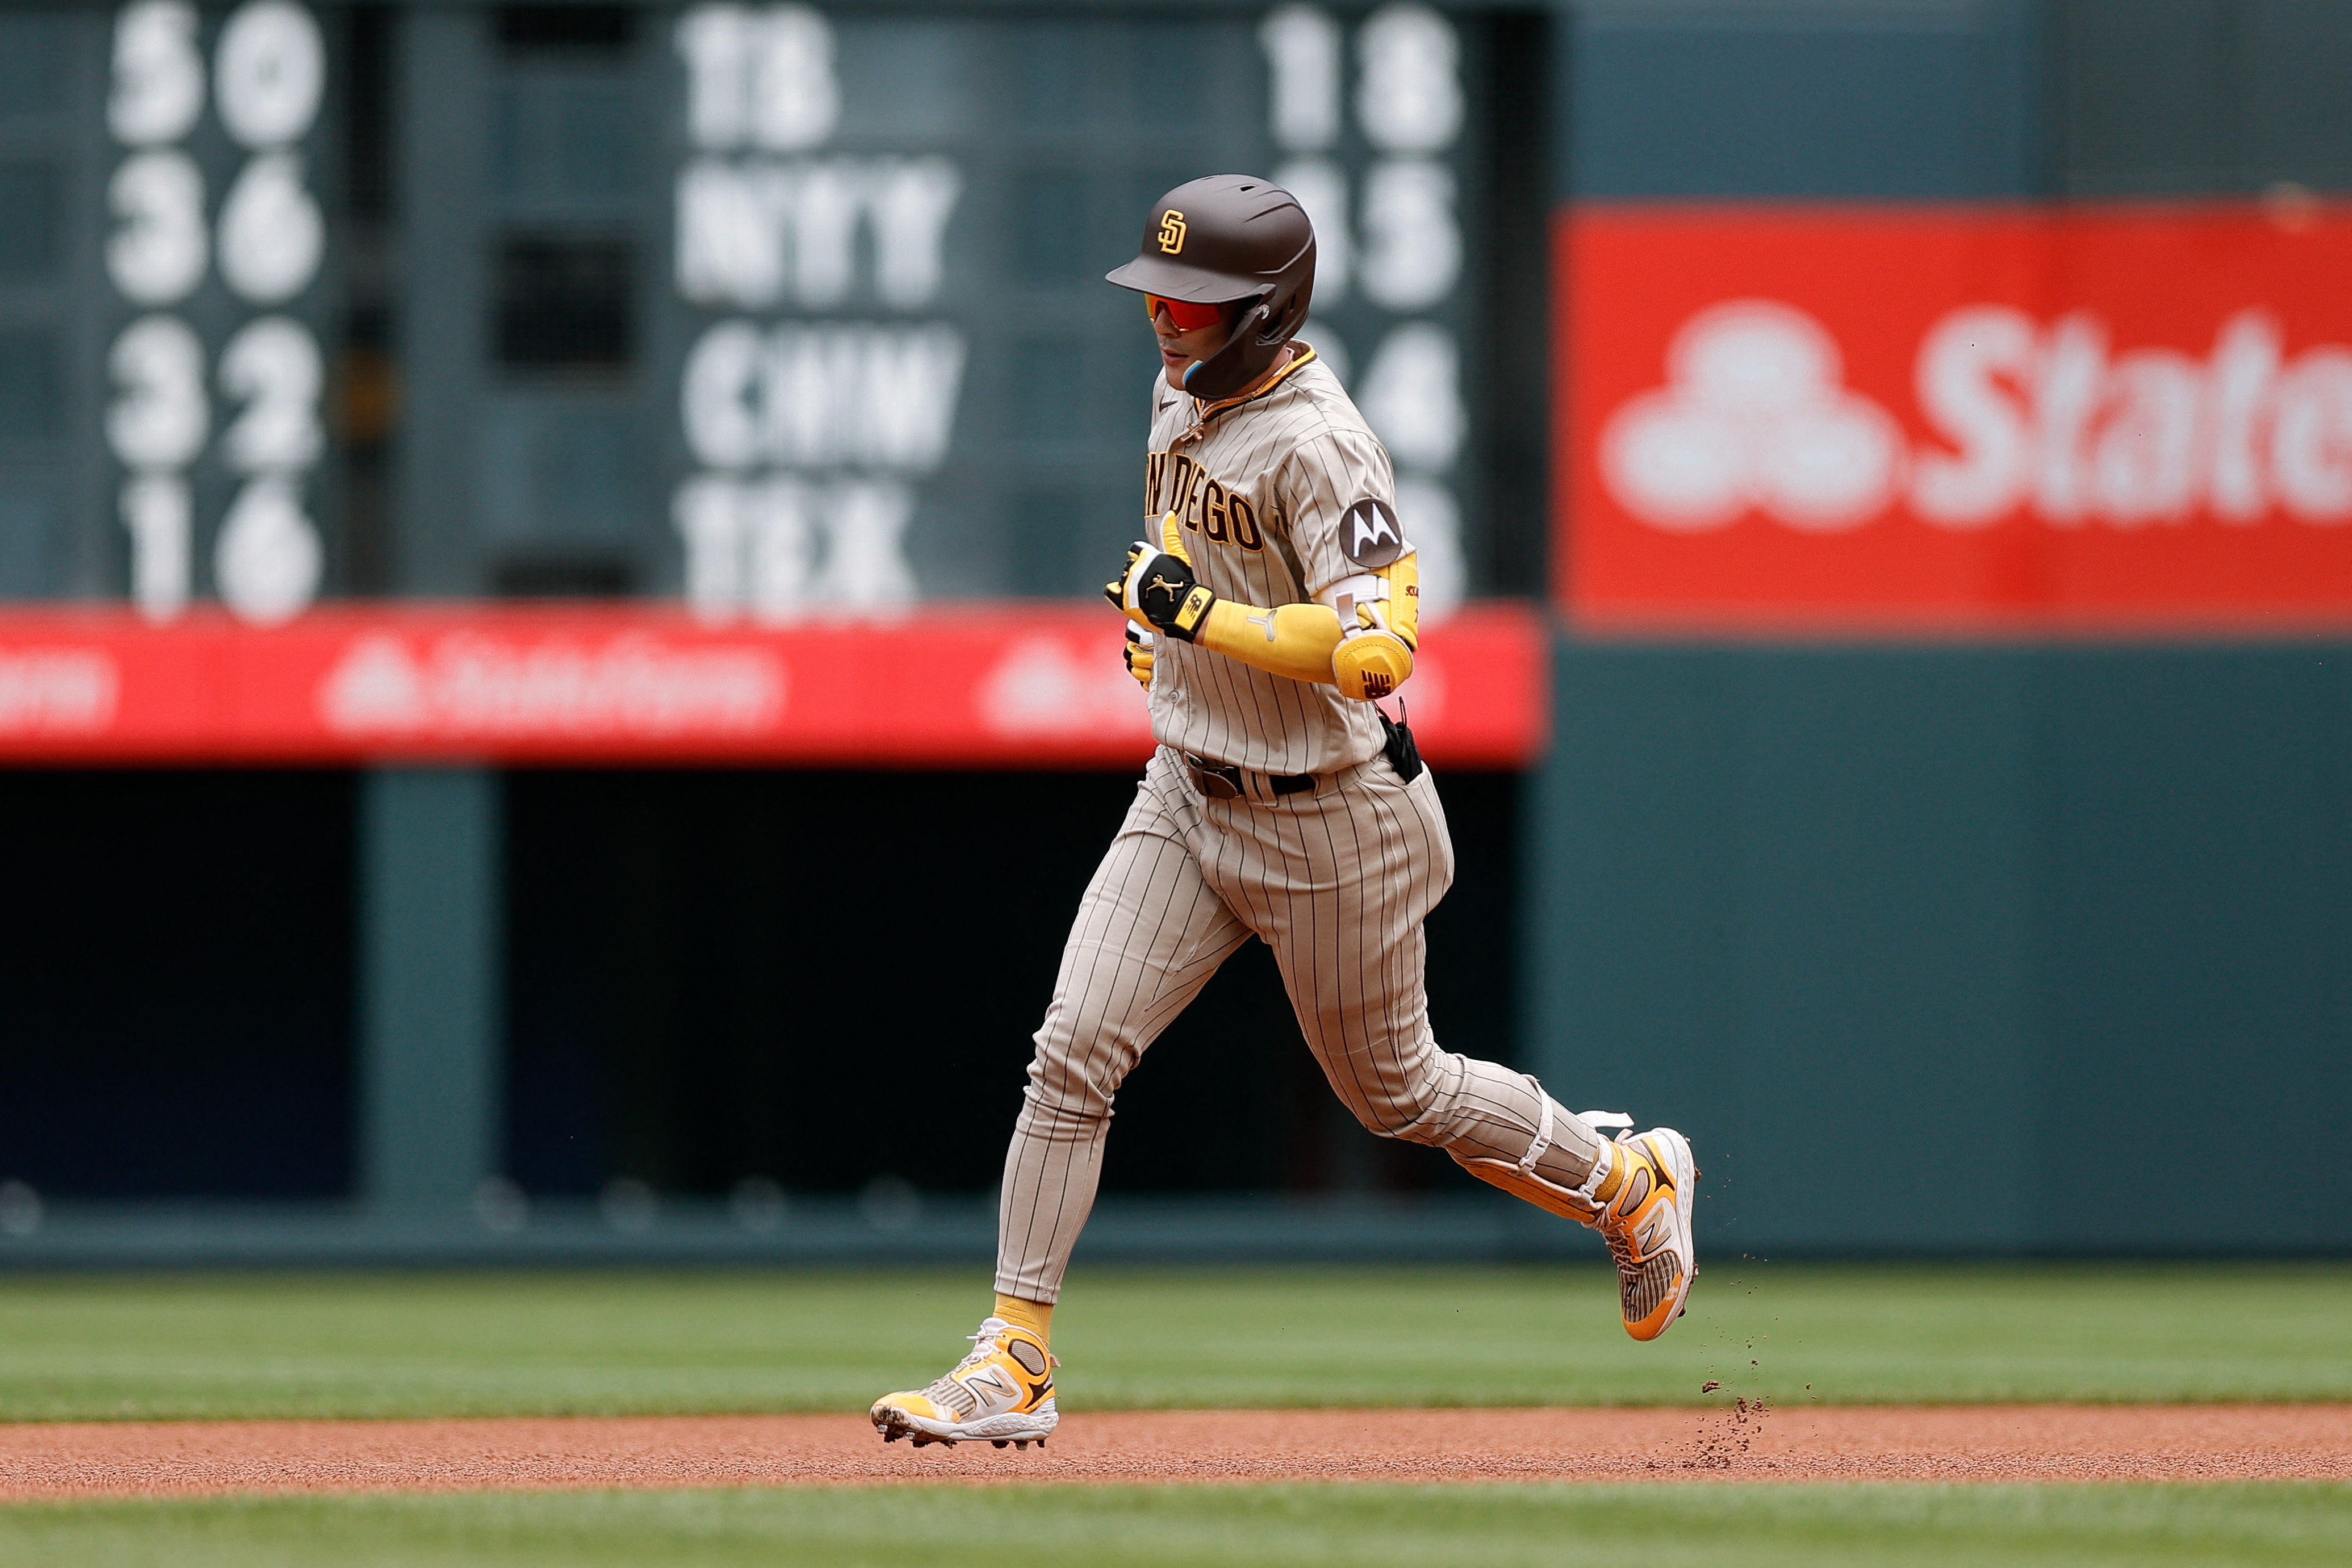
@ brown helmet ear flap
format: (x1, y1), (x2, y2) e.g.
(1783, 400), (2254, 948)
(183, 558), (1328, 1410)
(1265, 282), (1310, 345)
(1181, 299), (1279, 401)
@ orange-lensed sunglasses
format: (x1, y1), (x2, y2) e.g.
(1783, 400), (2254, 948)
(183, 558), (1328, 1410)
(1145, 294), (1226, 331)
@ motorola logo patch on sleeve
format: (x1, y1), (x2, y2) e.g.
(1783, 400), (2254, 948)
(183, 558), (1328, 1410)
(1341, 497), (1405, 567)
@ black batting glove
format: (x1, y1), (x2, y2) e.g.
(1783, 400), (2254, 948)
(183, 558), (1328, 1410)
(1107, 542), (1217, 641)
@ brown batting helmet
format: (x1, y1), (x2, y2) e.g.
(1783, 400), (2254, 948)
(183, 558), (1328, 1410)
(1105, 174), (1315, 402)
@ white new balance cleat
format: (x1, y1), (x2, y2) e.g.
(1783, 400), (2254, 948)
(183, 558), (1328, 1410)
(1594, 1127), (1698, 1340)
(870, 1318), (1059, 1449)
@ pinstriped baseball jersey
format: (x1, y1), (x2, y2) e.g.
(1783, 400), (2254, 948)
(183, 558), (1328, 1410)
(988, 343), (1617, 1313)
(1141, 347), (1401, 776)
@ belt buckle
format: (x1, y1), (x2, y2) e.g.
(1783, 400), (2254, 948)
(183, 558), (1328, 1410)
(1187, 756), (1243, 801)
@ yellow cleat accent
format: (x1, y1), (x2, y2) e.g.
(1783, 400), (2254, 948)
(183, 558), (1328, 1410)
(871, 1318), (1060, 1446)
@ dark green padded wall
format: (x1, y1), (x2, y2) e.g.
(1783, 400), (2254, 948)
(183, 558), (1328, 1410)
(1526, 642), (2352, 1253)
(1526, 645), (2034, 1251)
(2029, 649), (2352, 1250)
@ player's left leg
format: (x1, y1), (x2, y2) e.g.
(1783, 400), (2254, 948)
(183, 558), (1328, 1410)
(995, 754), (1253, 1307)
(871, 754), (1252, 1447)
(1211, 758), (1697, 1340)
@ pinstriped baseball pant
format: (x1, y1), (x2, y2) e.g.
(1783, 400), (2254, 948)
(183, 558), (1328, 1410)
(996, 746), (1606, 1303)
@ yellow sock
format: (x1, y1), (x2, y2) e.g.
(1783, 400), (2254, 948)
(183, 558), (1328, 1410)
(1589, 1141), (1628, 1203)
(993, 1293), (1053, 1343)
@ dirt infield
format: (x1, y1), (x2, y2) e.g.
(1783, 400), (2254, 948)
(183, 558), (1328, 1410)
(4, 1405), (2349, 1498)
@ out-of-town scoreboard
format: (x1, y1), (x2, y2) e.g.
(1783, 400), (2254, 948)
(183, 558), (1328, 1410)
(0, 2), (1547, 764)
(2, 2), (1522, 620)
(663, 1), (1489, 624)
(5, 1), (340, 617)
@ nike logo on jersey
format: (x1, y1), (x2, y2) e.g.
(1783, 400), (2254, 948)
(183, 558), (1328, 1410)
(1341, 498), (1405, 567)
(1147, 450), (1265, 552)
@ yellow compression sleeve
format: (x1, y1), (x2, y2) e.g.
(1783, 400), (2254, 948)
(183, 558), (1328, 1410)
(1194, 599), (1346, 685)
(1151, 513), (1417, 695)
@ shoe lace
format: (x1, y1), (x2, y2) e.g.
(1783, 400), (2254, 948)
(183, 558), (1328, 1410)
(947, 1333), (996, 1375)
(1602, 1223), (1638, 1272)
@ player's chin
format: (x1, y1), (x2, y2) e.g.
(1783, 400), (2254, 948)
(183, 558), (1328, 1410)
(1161, 353), (1193, 386)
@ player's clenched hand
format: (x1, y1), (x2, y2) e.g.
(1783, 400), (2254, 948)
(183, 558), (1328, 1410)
(1102, 542), (1147, 616)
(1123, 625), (1155, 689)
(1104, 541), (1217, 640)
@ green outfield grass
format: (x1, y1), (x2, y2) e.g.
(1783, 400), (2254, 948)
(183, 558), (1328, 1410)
(2, 1484), (2350, 1567)
(0, 1263), (2347, 1421)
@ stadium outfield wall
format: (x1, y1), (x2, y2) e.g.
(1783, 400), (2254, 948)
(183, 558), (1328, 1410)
(1525, 1), (2352, 1256)
(3, 2), (2350, 1265)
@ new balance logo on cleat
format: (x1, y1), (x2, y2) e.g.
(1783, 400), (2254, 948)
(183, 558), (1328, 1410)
(966, 1366), (1018, 1401)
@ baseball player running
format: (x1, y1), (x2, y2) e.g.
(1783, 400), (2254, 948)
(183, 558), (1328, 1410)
(871, 176), (1696, 1450)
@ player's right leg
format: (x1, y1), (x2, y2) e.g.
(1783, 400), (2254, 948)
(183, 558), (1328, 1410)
(1229, 757), (1697, 1340)
(872, 754), (1249, 1445)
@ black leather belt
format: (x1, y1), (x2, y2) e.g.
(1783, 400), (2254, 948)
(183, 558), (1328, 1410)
(1184, 753), (1318, 802)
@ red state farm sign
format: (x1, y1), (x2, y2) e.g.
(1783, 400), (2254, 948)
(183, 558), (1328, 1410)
(1561, 202), (2352, 631)
(0, 603), (1545, 767)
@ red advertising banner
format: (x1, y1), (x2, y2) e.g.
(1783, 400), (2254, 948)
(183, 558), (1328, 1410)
(0, 603), (1546, 768)
(1561, 201), (2352, 632)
